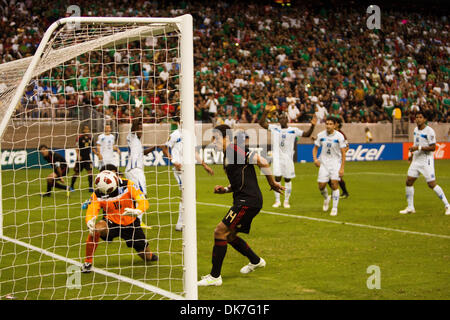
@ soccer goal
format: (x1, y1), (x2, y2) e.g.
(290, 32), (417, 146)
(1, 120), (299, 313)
(0, 15), (197, 300)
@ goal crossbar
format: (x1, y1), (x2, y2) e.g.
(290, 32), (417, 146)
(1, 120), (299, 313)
(0, 23), (179, 80)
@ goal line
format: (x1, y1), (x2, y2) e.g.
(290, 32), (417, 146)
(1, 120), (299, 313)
(0, 235), (185, 300)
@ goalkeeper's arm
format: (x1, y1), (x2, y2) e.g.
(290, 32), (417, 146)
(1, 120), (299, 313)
(124, 181), (150, 217)
(85, 194), (101, 234)
(134, 190), (149, 212)
(124, 196), (149, 217)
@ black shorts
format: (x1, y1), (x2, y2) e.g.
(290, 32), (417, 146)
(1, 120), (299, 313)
(100, 218), (148, 252)
(74, 159), (93, 173)
(222, 205), (261, 234)
(54, 166), (68, 178)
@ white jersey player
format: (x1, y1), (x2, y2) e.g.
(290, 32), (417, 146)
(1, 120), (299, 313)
(312, 117), (347, 216)
(124, 120), (155, 228)
(259, 107), (316, 208)
(161, 121), (214, 231)
(400, 111), (449, 215)
(95, 124), (121, 170)
(165, 127), (184, 189)
(125, 121), (152, 196)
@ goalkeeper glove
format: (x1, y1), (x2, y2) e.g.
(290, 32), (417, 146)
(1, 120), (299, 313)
(86, 217), (96, 235)
(123, 208), (143, 217)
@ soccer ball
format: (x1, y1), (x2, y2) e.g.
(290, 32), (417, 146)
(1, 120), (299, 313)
(94, 170), (118, 194)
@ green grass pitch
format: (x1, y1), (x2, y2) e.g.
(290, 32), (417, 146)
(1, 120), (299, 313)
(1, 160), (449, 300)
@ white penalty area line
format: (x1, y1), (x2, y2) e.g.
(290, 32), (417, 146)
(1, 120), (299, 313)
(346, 172), (450, 178)
(196, 202), (450, 240)
(346, 172), (405, 177)
(0, 235), (185, 300)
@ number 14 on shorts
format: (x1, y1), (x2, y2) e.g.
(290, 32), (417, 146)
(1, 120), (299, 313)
(225, 209), (237, 223)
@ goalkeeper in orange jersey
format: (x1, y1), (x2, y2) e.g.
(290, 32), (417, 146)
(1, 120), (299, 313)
(80, 170), (157, 273)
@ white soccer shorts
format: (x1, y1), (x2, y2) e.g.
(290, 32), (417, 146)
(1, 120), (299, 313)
(317, 161), (341, 183)
(272, 153), (296, 179)
(125, 168), (147, 195)
(407, 160), (436, 182)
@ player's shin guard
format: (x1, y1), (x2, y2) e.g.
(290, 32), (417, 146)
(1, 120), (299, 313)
(177, 202), (183, 226)
(274, 191), (280, 203)
(406, 186), (415, 209)
(433, 185), (449, 207)
(54, 182), (67, 190)
(320, 187), (329, 199)
(339, 179), (348, 195)
(210, 239), (227, 278)
(85, 232), (100, 264)
(228, 236), (260, 265)
(332, 189), (340, 209)
(285, 181), (292, 202)
(88, 175), (93, 189)
(70, 176), (77, 189)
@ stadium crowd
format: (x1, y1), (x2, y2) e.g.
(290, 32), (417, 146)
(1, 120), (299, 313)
(0, 0), (449, 124)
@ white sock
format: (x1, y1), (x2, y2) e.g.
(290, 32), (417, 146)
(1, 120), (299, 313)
(320, 188), (329, 199)
(274, 191), (280, 203)
(177, 202), (183, 226)
(332, 189), (340, 209)
(285, 181), (292, 202)
(406, 186), (414, 209)
(433, 185), (449, 208)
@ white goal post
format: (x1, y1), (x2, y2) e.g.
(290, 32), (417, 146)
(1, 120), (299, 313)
(0, 15), (197, 300)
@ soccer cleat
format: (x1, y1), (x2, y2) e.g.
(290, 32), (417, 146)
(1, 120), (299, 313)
(322, 195), (331, 211)
(399, 207), (415, 214)
(197, 274), (222, 287)
(283, 201), (290, 208)
(340, 193), (349, 199)
(41, 192), (51, 197)
(140, 221), (152, 230)
(148, 253), (158, 261)
(67, 186), (74, 197)
(81, 200), (90, 210)
(175, 224), (183, 231)
(240, 257), (266, 274)
(80, 262), (92, 273)
(272, 201), (281, 208)
(330, 208), (338, 216)
(445, 206), (450, 216)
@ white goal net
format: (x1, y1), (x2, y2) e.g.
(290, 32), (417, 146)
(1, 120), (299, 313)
(0, 16), (197, 300)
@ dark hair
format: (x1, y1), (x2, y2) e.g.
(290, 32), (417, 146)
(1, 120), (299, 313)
(415, 108), (427, 119)
(326, 116), (338, 123)
(214, 124), (232, 140)
(100, 164), (118, 172)
(38, 144), (48, 150)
